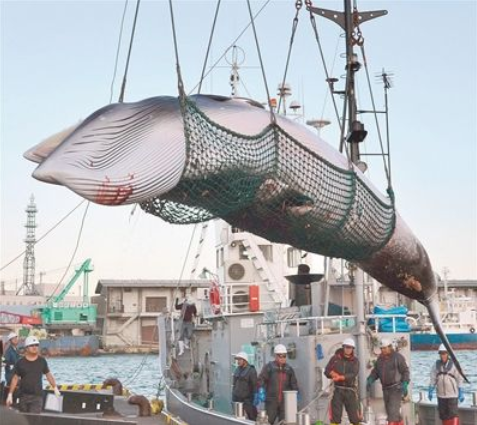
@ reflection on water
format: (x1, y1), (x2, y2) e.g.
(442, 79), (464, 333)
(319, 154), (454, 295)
(47, 350), (476, 402)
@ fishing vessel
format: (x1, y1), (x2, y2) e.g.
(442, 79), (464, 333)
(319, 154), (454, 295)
(18, 0), (476, 424)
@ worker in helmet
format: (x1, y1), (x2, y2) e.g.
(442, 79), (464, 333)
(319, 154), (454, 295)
(258, 344), (299, 424)
(366, 338), (410, 425)
(6, 336), (61, 413)
(428, 343), (465, 425)
(232, 351), (258, 420)
(324, 338), (360, 425)
(4, 332), (21, 389)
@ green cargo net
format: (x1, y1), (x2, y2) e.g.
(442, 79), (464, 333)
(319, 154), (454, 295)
(141, 98), (395, 261)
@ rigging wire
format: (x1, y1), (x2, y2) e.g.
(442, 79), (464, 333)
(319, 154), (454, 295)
(45, 201), (90, 301)
(277, 0), (303, 115)
(359, 42), (392, 190)
(118, 0), (142, 103)
(305, 0), (349, 158)
(109, 0), (130, 104)
(245, 0), (274, 123)
(188, 0), (272, 95)
(0, 200), (87, 272)
(197, 0), (222, 94)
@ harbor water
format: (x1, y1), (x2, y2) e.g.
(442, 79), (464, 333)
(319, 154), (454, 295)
(46, 350), (476, 403)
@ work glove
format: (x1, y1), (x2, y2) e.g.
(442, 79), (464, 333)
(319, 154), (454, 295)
(6, 393), (13, 406)
(428, 386), (434, 401)
(54, 387), (61, 397)
(401, 381), (409, 397)
(258, 386), (266, 403)
(458, 388), (464, 403)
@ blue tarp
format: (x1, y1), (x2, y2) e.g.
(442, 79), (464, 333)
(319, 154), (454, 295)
(371, 305), (411, 332)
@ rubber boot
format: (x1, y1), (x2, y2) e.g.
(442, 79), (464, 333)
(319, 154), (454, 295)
(184, 338), (190, 350)
(178, 340), (185, 356)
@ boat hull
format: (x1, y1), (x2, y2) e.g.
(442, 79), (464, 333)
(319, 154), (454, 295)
(411, 332), (477, 350)
(39, 335), (100, 356)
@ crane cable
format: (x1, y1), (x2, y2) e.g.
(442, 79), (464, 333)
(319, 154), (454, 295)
(118, 0), (142, 103)
(198, 0), (222, 94)
(245, 0), (275, 124)
(277, 0), (303, 115)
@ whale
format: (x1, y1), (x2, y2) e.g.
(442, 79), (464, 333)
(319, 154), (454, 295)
(25, 94), (469, 382)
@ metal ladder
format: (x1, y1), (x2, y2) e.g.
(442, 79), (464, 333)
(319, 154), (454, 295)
(241, 237), (286, 306)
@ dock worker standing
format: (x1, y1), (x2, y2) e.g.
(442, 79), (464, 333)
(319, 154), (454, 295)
(366, 338), (410, 425)
(4, 332), (21, 390)
(258, 344), (299, 424)
(232, 351), (258, 420)
(6, 336), (61, 413)
(324, 338), (360, 425)
(428, 343), (464, 425)
(175, 296), (197, 355)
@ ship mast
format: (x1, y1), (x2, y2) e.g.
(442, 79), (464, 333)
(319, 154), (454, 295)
(310, 0), (388, 406)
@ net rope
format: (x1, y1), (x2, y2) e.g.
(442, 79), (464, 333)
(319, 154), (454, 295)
(141, 98), (395, 261)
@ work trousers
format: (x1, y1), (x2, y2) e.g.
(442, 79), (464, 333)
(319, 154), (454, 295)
(437, 397), (459, 420)
(18, 394), (43, 413)
(329, 386), (360, 424)
(265, 399), (285, 424)
(179, 322), (194, 342)
(383, 385), (402, 421)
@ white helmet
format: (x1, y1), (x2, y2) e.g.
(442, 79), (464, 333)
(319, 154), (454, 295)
(7, 332), (18, 341)
(235, 351), (248, 362)
(438, 344), (447, 353)
(274, 344), (287, 355)
(25, 336), (39, 347)
(380, 338), (392, 348)
(342, 338), (356, 348)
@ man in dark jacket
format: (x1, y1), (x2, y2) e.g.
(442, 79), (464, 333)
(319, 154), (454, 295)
(258, 344), (299, 424)
(366, 338), (410, 425)
(324, 338), (360, 425)
(232, 352), (257, 420)
(175, 296), (197, 355)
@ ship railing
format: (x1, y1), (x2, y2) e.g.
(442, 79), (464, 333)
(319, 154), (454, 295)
(257, 313), (409, 337)
(258, 314), (358, 338)
(366, 313), (408, 333)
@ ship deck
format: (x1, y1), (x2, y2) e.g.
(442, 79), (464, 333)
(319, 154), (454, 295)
(1, 396), (186, 425)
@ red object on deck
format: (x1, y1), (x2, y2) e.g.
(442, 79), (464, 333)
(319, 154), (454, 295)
(249, 285), (260, 312)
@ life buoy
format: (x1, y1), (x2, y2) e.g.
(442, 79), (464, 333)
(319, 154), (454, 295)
(209, 286), (221, 314)
(470, 327), (475, 334)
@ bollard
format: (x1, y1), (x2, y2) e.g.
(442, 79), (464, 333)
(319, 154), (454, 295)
(208, 398), (214, 410)
(233, 401), (245, 418)
(297, 412), (310, 425)
(473, 391), (477, 407)
(283, 390), (298, 423)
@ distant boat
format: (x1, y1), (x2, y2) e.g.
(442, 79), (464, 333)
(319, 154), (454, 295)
(410, 291), (477, 350)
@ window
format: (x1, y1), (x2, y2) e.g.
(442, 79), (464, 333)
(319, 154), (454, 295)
(287, 247), (301, 268)
(145, 297), (167, 313)
(259, 244), (273, 262)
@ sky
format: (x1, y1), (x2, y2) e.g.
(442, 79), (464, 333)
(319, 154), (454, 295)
(1, 0), (476, 292)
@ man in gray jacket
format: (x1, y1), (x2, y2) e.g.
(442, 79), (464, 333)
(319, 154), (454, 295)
(428, 344), (464, 425)
(366, 338), (410, 425)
